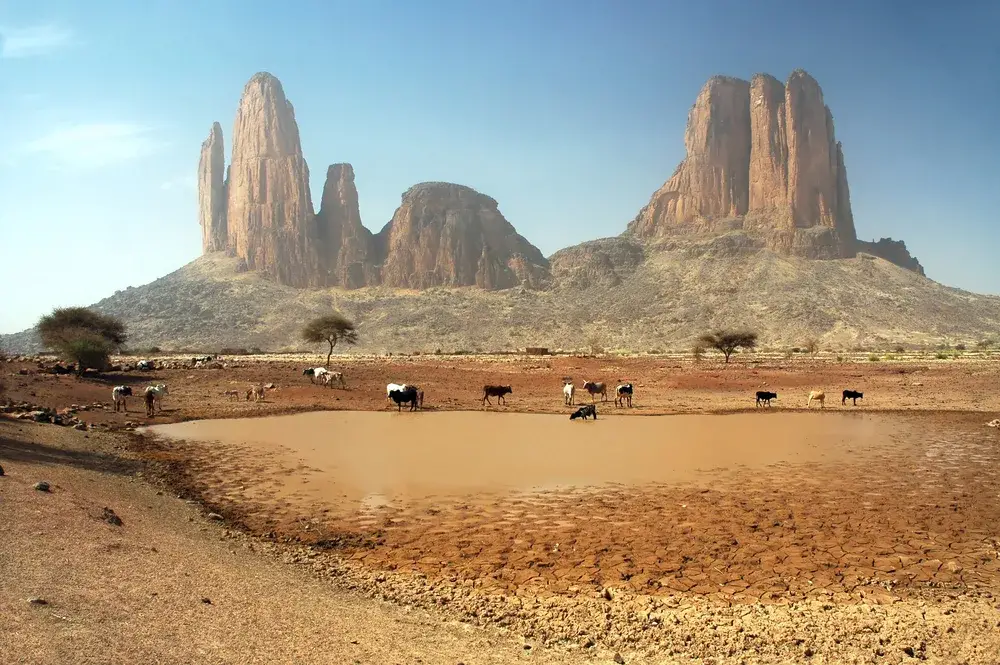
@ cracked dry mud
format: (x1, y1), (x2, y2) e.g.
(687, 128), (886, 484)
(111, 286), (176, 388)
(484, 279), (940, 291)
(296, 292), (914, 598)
(149, 409), (1000, 663)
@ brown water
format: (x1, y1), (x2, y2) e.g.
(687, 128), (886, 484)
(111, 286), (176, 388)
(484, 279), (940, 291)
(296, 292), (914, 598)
(148, 411), (894, 504)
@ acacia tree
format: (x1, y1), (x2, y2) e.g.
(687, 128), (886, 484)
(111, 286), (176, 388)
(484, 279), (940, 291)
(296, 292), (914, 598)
(698, 330), (757, 364)
(804, 338), (820, 357)
(301, 312), (358, 366)
(37, 307), (127, 374)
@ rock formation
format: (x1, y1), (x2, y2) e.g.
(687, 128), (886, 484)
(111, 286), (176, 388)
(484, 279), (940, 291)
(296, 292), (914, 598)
(857, 238), (925, 276)
(224, 72), (319, 287)
(315, 163), (380, 288)
(197, 69), (924, 291)
(628, 70), (866, 262)
(377, 183), (550, 290)
(197, 122), (227, 252)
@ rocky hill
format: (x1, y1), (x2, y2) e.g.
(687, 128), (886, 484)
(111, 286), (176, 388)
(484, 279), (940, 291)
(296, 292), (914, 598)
(3, 69), (993, 354)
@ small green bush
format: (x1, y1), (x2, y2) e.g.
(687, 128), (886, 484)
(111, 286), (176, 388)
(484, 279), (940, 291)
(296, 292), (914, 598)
(935, 352), (949, 360)
(955, 343), (967, 351)
(836, 355), (844, 363)
(868, 354), (880, 362)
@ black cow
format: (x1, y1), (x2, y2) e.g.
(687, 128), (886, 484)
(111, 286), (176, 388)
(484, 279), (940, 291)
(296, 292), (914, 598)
(755, 391), (778, 408)
(389, 387), (421, 411)
(842, 390), (864, 406)
(570, 404), (597, 421)
(482, 385), (513, 406)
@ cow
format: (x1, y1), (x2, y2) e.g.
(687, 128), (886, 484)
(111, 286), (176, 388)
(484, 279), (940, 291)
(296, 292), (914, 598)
(842, 390), (864, 406)
(755, 391), (777, 408)
(482, 385), (513, 406)
(570, 404), (597, 421)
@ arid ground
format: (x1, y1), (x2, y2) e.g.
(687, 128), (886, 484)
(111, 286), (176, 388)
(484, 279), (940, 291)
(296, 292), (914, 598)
(3, 352), (1000, 664)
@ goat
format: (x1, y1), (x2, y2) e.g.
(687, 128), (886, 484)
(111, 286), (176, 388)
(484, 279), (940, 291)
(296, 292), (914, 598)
(111, 385), (132, 412)
(615, 383), (633, 408)
(321, 370), (347, 389)
(570, 404), (597, 420)
(807, 390), (826, 408)
(303, 367), (330, 384)
(755, 391), (777, 408)
(389, 387), (421, 412)
(842, 390), (864, 406)
(482, 385), (513, 406)
(137, 360), (155, 371)
(247, 384), (265, 402)
(581, 381), (608, 403)
(222, 389), (241, 400)
(563, 382), (575, 406)
(143, 384), (168, 415)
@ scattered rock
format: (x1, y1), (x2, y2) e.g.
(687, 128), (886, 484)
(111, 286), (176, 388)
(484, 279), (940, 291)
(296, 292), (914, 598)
(0, 463), (5, 476)
(33, 481), (50, 492)
(986, 419), (1000, 428)
(207, 512), (224, 521)
(73, 422), (87, 431)
(613, 652), (625, 664)
(200, 597), (212, 604)
(27, 597), (48, 606)
(101, 507), (124, 527)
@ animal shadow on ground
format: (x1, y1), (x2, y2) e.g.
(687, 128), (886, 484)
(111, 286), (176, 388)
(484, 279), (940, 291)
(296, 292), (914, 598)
(82, 372), (159, 387)
(0, 435), (140, 476)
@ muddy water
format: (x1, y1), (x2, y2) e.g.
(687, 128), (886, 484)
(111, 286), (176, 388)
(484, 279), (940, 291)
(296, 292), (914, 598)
(149, 411), (895, 504)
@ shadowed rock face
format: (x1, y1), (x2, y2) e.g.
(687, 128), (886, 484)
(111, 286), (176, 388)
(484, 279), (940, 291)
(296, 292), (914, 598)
(377, 183), (550, 290)
(627, 70), (874, 262)
(315, 163), (380, 288)
(857, 238), (926, 276)
(198, 122), (227, 252)
(225, 72), (319, 287)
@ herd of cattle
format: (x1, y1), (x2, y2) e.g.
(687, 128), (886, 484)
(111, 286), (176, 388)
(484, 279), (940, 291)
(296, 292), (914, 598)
(109, 365), (865, 420)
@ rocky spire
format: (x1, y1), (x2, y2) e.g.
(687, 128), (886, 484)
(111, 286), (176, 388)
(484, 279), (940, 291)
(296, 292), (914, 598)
(225, 72), (319, 286)
(197, 122), (227, 252)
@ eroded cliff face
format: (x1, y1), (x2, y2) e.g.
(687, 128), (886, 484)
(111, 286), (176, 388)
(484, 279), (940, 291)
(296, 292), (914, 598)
(197, 122), (227, 252)
(225, 72), (319, 287)
(628, 70), (862, 261)
(377, 183), (550, 290)
(857, 238), (925, 276)
(315, 163), (380, 288)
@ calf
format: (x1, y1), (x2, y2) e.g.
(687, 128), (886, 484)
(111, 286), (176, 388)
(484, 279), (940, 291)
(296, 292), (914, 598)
(247, 385), (265, 402)
(112, 385), (132, 412)
(386, 383), (409, 402)
(807, 390), (826, 408)
(322, 370), (347, 389)
(563, 382), (575, 406)
(581, 381), (608, 402)
(570, 404), (597, 421)
(755, 391), (777, 408)
(842, 390), (864, 406)
(144, 390), (156, 417)
(389, 387), (421, 412)
(615, 383), (633, 408)
(482, 385), (513, 406)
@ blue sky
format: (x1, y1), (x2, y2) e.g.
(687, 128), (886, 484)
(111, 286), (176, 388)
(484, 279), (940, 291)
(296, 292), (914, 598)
(2, 0), (998, 334)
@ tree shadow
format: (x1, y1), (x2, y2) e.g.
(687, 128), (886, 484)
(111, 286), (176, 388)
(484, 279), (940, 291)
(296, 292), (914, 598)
(0, 436), (140, 476)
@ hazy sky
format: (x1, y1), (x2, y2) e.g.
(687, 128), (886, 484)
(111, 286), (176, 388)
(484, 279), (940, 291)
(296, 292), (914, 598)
(2, 0), (998, 334)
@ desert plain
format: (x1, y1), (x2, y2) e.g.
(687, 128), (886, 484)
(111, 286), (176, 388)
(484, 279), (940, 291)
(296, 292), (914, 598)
(2, 351), (1000, 664)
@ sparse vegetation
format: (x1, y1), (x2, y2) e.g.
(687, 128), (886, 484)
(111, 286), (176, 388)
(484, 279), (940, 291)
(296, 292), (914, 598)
(699, 330), (757, 364)
(935, 352), (949, 360)
(868, 354), (880, 362)
(587, 335), (605, 356)
(978, 339), (995, 349)
(804, 339), (819, 356)
(692, 344), (705, 362)
(955, 343), (967, 351)
(301, 312), (359, 366)
(894, 345), (906, 354)
(37, 307), (127, 375)
(836, 355), (844, 363)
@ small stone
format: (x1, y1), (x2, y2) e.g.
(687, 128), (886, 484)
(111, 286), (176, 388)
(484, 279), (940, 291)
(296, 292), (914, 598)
(28, 597), (48, 606)
(903, 646), (916, 657)
(34, 481), (50, 492)
(74, 423), (87, 431)
(200, 597), (212, 604)
(207, 513), (224, 521)
(805, 647), (814, 658)
(0, 463), (5, 476)
(614, 652), (626, 664)
(101, 507), (124, 527)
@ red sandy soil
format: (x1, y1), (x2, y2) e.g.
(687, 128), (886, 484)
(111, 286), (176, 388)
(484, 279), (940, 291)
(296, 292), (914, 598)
(4, 353), (1000, 663)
